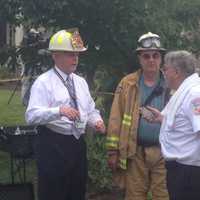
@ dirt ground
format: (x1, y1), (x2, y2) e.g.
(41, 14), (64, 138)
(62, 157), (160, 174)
(87, 189), (124, 200)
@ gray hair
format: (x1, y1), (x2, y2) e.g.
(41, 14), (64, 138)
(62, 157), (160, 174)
(164, 50), (197, 76)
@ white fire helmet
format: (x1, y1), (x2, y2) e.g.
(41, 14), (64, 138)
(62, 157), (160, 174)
(136, 32), (166, 53)
(49, 28), (87, 52)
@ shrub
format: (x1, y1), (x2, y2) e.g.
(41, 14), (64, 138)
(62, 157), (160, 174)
(86, 130), (112, 192)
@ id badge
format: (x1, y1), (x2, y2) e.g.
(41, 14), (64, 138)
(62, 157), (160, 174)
(74, 119), (86, 129)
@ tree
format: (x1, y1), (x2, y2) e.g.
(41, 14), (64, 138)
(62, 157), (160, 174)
(2, 0), (200, 89)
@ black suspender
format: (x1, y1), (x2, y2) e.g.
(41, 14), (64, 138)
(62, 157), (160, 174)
(141, 72), (167, 107)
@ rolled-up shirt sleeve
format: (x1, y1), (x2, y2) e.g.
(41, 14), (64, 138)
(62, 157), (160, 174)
(25, 79), (60, 125)
(185, 89), (200, 133)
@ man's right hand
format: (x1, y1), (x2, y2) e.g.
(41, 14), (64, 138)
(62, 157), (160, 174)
(146, 106), (163, 123)
(107, 151), (118, 171)
(59, 106), (80, 121)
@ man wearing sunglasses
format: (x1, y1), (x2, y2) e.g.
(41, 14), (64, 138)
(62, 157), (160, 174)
(107, 32), (169, 200)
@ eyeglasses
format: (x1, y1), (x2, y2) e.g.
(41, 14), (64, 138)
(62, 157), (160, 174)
(140, 52), (161, 60)
(139, 37), (161, 48)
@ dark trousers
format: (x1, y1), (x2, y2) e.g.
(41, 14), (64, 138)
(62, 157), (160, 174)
(35, 126), (87, 200)
(165, 161), (200, 200)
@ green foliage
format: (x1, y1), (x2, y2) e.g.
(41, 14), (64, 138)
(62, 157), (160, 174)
(0, 68), (15, 79)
(91, 66), (122, 121)
(0, 48), (22, 75)
(86, 133), (112, 192)
(0, 0), (22, 24)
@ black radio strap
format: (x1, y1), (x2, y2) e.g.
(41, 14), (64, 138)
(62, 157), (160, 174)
(141, 73), (164, 107)
(142, 84), (163, 106)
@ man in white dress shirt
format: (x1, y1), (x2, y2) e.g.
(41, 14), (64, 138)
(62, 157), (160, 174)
(146, 50), (200, 200)
(25, 28), (105, 200)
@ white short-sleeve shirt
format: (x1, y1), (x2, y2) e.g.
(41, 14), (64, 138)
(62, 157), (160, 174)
(159, 85), (200, 166)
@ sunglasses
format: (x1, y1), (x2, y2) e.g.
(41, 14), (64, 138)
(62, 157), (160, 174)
(140, 52), (161, 60)
(139, 37), (161, 48)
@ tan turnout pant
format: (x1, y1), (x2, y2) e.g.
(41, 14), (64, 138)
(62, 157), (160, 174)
(125, 146), (169, 200)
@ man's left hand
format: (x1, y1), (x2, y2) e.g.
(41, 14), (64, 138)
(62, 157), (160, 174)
(95, 120), (106, 133)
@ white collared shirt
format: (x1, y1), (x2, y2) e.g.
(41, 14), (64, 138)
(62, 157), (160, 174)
(159, 85), (200, 166)
(25, 66), (102, 139)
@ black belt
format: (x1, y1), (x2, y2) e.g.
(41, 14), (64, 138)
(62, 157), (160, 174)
(37, 125), (84, 139)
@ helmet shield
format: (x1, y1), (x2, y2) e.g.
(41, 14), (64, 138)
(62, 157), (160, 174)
(136, 32), (166, 53)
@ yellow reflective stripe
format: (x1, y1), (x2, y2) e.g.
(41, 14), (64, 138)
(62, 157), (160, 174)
(119, 158), (127, 170)
(123, 114), (132, 121)
(54, 32), (72, 45)
(106, 136), (119, 148)
(50, 37), (55, 45)
(65, 32), (72, 38)
(122, 120), (131, 126)
(122, 113), (132, 127)
(106, 141), (118, 148)
(57, 34), (64, 44)
(106, 136), (119, 142)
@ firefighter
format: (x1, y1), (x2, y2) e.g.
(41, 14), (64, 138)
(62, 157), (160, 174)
(26, 28), (105, 200)
(106, 32), (169, 200)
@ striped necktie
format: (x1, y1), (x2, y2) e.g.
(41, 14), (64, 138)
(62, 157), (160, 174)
(66, 75), (77, 109)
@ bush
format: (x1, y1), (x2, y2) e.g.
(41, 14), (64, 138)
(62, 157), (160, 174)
(86, 131), (112, 192)
(0, 67), (16, 79)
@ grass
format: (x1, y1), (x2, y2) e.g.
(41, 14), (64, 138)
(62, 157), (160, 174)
(0, 89), (26, 126)
(0, 151), (37, 184)
(0, 151), (10, 183)
(0, 89), (37, 190)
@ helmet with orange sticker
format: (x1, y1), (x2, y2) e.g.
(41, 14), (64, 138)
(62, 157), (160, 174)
(49, 28), (87, 52)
